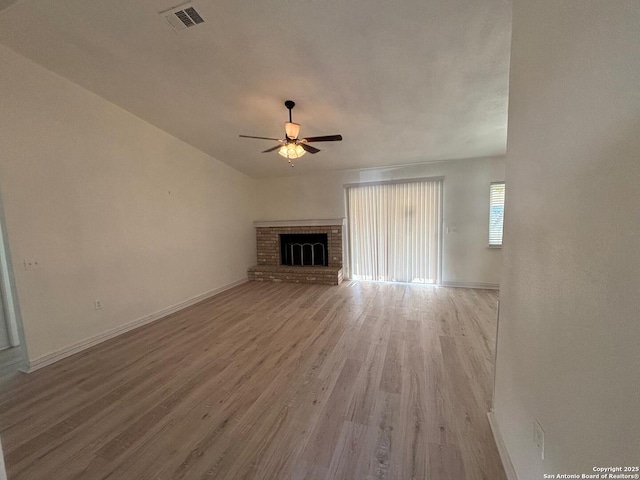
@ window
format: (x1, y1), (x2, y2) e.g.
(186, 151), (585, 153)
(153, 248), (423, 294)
(489, 182), (505, 246)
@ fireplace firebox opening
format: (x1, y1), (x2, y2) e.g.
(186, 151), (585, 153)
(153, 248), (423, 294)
(280, 233), (328, 267)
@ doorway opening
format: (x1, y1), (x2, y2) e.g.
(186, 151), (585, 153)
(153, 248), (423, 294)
(0, 194), (26, 378)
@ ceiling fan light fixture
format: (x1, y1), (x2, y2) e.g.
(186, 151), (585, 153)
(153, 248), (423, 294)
(278, 143), (306, 159)
(285, 122), (300, 139)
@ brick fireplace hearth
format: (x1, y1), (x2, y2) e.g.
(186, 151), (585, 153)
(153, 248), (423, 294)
(248, 219), (344, 285)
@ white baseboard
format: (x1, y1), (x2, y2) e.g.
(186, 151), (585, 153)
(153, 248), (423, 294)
(440, 281), (500, 290)
(23, 278), (248, 373)
(488, 411), (518, 480)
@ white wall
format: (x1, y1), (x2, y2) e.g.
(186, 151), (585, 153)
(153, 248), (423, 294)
(257, 157), (505, 286)
(0, 45), (257, 363)
(494, 2), (640, 479)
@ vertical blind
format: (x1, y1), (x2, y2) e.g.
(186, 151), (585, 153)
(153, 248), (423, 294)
(489, 182), (506, 246)
(347, 179), (443, 284)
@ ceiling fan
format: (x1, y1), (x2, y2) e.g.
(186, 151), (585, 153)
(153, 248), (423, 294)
(239, 100), (342, 167)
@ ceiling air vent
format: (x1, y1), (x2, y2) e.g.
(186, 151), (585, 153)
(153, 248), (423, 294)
(161, 4), (205, 31)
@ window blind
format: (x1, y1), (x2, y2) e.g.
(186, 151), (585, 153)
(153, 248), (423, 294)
(347, 178), (443, 284)
(489, 182), (505, 246)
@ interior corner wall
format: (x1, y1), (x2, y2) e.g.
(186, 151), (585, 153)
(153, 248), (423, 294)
(0, 45), (258, 363)
(494, 2), (640, 479)
(256, 156), (505, 286)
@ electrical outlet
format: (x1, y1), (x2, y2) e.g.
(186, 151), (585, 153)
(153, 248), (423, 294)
(534, 419), (545, 459)
(23, 259), (40, 270)
(94, 300), (102, 310)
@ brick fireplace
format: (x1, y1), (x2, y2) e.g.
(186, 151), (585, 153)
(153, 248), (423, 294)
(248, 219), (345, 285)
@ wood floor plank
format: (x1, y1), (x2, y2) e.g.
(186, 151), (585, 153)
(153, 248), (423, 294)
(398, 320), (429, 480)
(326, 421), (368, 480)
(303, 358), (362, 469)
(354, 390), (402, 480)
(428, 442), (466, 480)
(379, 329), (404, 394)
(422, 322), (450, 446)
(0, 282), (505, 480)
(345, 328), (390, 426)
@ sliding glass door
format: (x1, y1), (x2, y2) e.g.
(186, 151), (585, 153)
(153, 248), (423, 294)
(347, 178), (443, 284)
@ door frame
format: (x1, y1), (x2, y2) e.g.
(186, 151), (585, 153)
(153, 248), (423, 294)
(0, 186), (26, 353)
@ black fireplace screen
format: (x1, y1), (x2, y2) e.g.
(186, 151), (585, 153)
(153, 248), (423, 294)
(280, 233), (328, 266)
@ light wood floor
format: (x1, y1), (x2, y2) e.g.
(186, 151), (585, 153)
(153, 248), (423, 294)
(0, 281), (506, 480)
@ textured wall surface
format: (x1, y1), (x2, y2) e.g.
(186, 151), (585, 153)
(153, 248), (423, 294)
(494, 2), (640, 478)
(0, 46), (258, 362)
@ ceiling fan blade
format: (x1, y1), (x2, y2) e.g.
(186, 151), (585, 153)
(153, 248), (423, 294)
(300, 143), (320, 154)
(239, 135), (282, 141)
(301, 134), (343, 143)
(262, 145), (282, 153)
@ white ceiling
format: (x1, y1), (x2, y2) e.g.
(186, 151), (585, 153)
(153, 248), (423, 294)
(0, 0), (511, 178)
